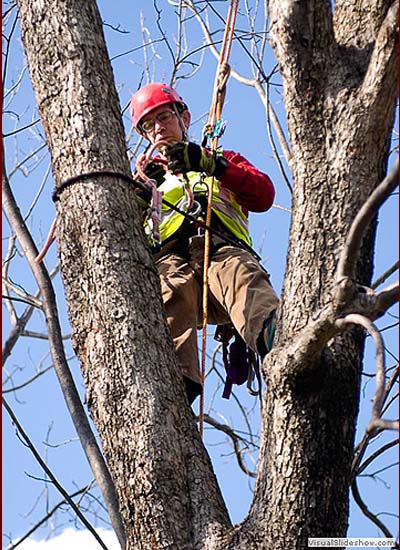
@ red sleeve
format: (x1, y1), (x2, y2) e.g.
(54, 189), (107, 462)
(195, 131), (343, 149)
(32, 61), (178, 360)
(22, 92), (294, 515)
(219, 150), (275, 213)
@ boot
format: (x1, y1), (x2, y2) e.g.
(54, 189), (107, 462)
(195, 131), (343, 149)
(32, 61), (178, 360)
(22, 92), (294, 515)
(256, 310), (277, 360)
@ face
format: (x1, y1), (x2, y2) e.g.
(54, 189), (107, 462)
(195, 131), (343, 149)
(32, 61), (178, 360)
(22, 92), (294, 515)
(140, 104), (190, 146)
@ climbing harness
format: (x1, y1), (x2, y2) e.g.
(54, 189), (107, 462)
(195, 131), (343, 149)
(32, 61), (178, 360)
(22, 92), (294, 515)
(135, 138), (204, 250)
(199, 0), (240, 439)
(214, 325), (262, 401)
(37, 167), (260, 263)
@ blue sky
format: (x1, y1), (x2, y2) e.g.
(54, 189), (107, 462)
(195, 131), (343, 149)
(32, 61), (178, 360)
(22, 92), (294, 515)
(2, 1), (398, 548)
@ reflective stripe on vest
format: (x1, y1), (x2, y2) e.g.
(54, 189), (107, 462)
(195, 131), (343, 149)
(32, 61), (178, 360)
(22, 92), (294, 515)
(144, 171), (251, 246)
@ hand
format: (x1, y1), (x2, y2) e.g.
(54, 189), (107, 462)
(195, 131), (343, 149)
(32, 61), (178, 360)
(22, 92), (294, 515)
(135, 161), (165, 205)
(166, 142), (218, 176)
(142, 161), (166, 186)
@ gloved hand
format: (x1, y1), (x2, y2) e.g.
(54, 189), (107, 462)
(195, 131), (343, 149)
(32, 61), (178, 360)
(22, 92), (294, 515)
(166, 142), (228, 177)
(135, 161), (166, 205)
(141, 161), (166, 186)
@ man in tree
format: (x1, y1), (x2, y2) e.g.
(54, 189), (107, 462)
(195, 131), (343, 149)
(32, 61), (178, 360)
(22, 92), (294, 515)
(130, 83), (279, 404)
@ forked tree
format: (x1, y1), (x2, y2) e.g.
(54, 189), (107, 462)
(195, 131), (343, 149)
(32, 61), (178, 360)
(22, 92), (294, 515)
(6, 0), (399, 548)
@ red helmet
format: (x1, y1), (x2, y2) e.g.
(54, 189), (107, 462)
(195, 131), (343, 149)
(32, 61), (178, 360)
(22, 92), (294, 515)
(130, 83), (186, 129)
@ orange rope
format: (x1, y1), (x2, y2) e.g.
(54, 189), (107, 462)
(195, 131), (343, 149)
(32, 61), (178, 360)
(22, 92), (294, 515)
(199, 0), (239, 439)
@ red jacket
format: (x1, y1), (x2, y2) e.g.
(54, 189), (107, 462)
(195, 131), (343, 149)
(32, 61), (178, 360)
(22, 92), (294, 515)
(221, 150), (275, 214)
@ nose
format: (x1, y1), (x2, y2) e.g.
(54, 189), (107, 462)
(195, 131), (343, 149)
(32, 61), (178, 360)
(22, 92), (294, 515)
(154, 118), (167, 131)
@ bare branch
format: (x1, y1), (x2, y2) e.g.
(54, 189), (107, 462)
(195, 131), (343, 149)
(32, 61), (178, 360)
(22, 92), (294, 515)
(3, 398), (111, 550)
(336, 315), (385, 413)
(2, 294), (43, 308)
(261, 79), (292, 192)
(202, 414), (256, 478)
(8, 142), (48, 179)
(3, 365), (53, 394)
(335, 161), (399, 295)
(2, 163), (126, 549)
(367, 418), (399, 433)
(351, 475), (394, 538)
(2, 264), (60, 366)
(2, 233), (19, 326)
(372, 260), (399, 289)
(2, 278), (43, 309)
(6, 484), (94, 550)
(2, 10), (19, 109)
(335, 314), (398, 438)
(22, 329), (71, 340)
(3, 118), (40, 138)
(358, 439), (399, 476)
(381, 366), (399, 416)
(352, 364), (399, 479)
(373, 282), (399, 318)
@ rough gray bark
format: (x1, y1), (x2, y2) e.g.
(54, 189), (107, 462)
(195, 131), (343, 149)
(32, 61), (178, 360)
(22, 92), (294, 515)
(242, 1), (398, 548)
(2, 163), (126, 549)
(16, 1), (230, 549)
(16, 0), (398, 549)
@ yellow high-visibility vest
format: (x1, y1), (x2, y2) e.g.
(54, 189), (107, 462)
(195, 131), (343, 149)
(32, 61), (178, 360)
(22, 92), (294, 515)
(144, 171), (251, 246)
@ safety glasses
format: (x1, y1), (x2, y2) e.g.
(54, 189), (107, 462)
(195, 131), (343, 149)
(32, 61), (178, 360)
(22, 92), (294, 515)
(140, 110), (176, 133)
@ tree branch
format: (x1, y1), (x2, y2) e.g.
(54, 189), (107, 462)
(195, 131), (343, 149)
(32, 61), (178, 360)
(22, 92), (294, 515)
(3, 364), (54, 394)
(335, 161), (399, 306)
(2, 233), (19, 326)
(367, 417), (399, 433)
(372, 260), (399, 289)
(351, 475), (394, 538)
(335, 314), (399, 437)
(361, 1), (399, 122)
(2, 265), (59, 366)
(373, 281), (399, 316)
(203, 414), (257, 478)
(357, 439), (399, 476)
(2, 161), (126, 549)
(6, 484), (94, 550)
(2, 278), (43, 309)
(3, 398), (110, 550)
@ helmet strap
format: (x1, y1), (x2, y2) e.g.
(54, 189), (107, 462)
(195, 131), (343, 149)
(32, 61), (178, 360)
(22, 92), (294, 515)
(172, 103), (188, 141)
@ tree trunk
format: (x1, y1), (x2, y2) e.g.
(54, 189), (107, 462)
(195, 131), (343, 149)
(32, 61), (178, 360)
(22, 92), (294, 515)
(16, 0), (398, 549)
(242, 2), (397, 548)
(17, 1), (230, 548)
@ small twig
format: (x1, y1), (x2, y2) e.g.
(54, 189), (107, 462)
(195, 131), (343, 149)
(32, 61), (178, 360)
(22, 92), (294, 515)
(2, 233), (19, 326)
(3, 118), (40, 139)
(202, 413), (256, 477)
(2, 365), (53, 394)
(3, 398), (110, 550)
(357, 439), (399, 475)
(262, 79), (292, 193)
(2, 265), (60, 367)
(372, 260), (399, 289)
(352, 365), (399, 479)
(351, 475), (393, 538)
(6, 488), (97, 550)
(2, 278), (43, 308)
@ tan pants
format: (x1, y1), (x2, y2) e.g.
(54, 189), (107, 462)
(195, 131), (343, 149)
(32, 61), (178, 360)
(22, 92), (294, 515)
(156, 235), (279, 389)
